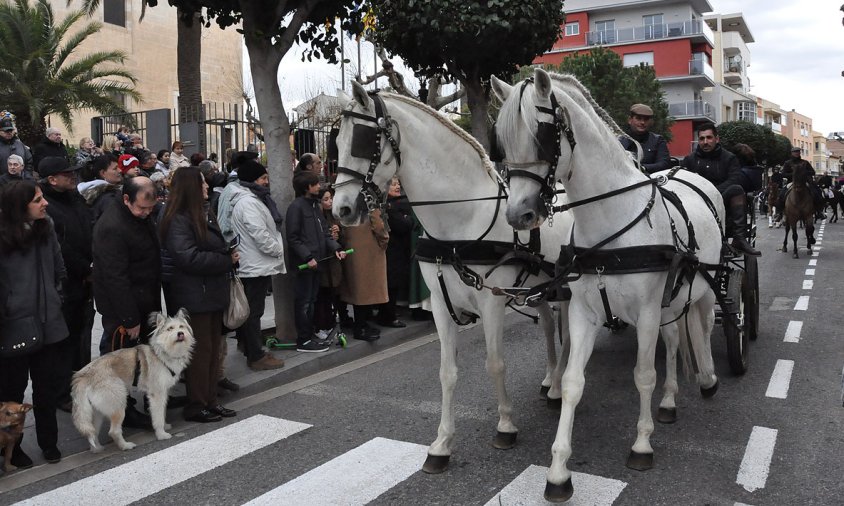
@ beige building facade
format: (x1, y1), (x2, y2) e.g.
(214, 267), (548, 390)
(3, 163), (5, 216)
(46, 0), (243, 153)
(783, 110), (813, 160)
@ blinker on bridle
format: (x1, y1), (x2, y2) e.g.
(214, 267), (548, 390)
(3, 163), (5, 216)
(334, 91), (402, 213)
(501, 78), (576, 220)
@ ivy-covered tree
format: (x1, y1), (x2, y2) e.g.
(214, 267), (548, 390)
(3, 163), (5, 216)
(370, 0), (565, 147)
(0, 0), (140, 146)
(544, 47), (673, 140)
(718, 120), (791, 167)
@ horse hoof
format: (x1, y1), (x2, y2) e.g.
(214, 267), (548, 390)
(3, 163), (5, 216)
(493, 431), (517, 450)
(544, 478), (574, 502)
(700, 379), (719, 399)
(792, 253), (799, 259)
(421, 454), (450, 474)
(626, 450), (654, 471)
(546, 396), (562, 409)
(656, 407), (677, 424)
(540, 385), (550, 397)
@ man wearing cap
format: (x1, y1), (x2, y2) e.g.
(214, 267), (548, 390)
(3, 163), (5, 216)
(221, 159), (287, 370)
(619, 104), (671, 174)
(38, 157), (94, 411)
(681, 122), (760, 256)
(0, 117), (34, 176)
(118, 154), (141, 178)
(32, 127), (69, 172)
(776, 147), (822, 220)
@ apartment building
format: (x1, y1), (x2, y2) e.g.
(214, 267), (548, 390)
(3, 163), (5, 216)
(534, 0), (717, 156)
(702, 13), (757, 127)
(755, 96), (786, 136)
(46, 0), (243, 152)
(783, 110), (813, 160)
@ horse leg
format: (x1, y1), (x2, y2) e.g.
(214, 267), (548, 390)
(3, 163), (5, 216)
(657, 322), (679, 424)
(691, 290), (718, 391)
(545, 302), (599, 502)
(478, 298), (518, 450)
(782, 221), (790, 252)
(536, 302), (557, 398)
(423, 299), (460, 474)
(547, 301), (570, 408)
(806, 222), (815, 253)
(792, 222), (800, 259)
(626, 304), (661, 472)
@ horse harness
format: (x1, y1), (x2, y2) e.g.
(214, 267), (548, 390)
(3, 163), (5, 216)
(335, 90), (560, 326)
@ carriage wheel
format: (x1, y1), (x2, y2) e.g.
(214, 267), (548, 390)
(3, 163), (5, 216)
(744, 255), (760, 341)
(724, 269), (749, 375)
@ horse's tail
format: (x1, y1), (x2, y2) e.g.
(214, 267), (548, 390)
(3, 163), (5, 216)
(677, 297), (715, 381)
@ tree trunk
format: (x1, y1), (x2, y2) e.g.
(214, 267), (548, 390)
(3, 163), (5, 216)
(242, 22), (296, 341)
(177, 10), (205, 153)
(464, 76), (490, 151)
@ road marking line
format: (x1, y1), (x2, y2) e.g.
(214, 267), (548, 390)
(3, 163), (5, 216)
(794, 296), (810, 311)
(736, 426), (778, 492)
(805, 269), (815, 275)
(815, 240), (822, 245)
(484, 465), (627, 506)
(813, 246), (822, 250)
(765, 360), (794, 399)
(245, 437), (427, 505)
(13, 415), (310, 506)
(783, 321), (803, 343)
(811, 251), (819, 257)
(809, 259), (817, 266)
(802, 280), (813, 289)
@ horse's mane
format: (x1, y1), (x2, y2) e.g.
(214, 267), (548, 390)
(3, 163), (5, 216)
(379, 92), (495, 176)
(545, 72), (625, 136)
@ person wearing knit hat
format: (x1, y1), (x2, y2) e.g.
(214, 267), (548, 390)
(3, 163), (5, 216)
(117, 154), (140, 177)
(236, 159), (267, 183)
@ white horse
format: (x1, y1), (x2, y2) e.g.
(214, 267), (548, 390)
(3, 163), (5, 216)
(332, 81), (572, 473)
(491, 69), (723, 502)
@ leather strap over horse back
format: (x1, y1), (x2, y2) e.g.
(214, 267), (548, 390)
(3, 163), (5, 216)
(415, 238), (554, 275)
(557, 244), (677, 275)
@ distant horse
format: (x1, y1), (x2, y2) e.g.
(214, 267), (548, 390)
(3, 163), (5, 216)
(823, 187), (839, 223)
(782, 168), (816, 258)
(766, 178), (780, 228)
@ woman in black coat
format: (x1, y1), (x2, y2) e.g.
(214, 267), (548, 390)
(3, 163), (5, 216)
(0, 181), (68, 466)
(159, 166), (238, 423)
(378, 177), (414, 327)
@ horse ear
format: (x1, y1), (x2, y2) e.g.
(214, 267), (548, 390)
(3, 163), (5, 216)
(351, 81), (372, 110)
(490, 75), (513, 102)
(534, 68), (553, 100)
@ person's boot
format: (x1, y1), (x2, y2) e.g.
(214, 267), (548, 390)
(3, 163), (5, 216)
(729, 203), (761, 256)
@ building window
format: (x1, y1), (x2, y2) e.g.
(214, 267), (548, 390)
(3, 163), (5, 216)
(103, 0), (126, 27)
(737, 101), (756, 123)
(623, 52), (654, 67)
(595, 20), (616, 44)
(643, 14), (664, 38)
(565, 22), (579, 36)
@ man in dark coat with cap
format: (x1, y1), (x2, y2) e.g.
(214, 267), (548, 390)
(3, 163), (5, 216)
(619, 103), (671, 174)
(32, 127), (69, 172)
(0, 117), (34, 176)
(776, 147), (822, 220)
(38, 157), (95, 410)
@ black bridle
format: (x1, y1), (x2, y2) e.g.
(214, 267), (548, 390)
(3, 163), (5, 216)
(500, 78), (577, 219)
(333, 92), (402, 214)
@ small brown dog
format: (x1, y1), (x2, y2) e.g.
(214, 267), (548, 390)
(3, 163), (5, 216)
(0, 401), (32, 473)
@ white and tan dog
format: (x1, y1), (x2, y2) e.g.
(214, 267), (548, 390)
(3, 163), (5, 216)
(72, 309), (195, 452)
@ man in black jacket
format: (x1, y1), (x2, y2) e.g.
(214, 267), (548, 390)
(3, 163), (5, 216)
(778, 147), (823, 220)
(681, 122), (760, 256)
(92, 176), (160, 428)
(0, 117), (34, 175)
(32, 127), (69, 172)
(38, 157), (94, 411)
(619, 103), (672, 174)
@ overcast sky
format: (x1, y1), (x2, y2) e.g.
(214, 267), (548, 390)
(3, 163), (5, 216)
(260, 0), (844, 133)
(711, 0), (844, 135)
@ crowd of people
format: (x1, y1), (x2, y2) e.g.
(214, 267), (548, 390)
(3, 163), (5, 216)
(0, 119), (429, 468)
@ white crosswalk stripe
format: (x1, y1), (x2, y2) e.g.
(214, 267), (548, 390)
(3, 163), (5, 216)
(245, 437), (427, 505)
(13, 415), (310, 506)
(484, 465), (627, 506)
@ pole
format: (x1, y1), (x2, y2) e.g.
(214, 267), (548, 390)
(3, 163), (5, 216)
(340, 24), (346, 92)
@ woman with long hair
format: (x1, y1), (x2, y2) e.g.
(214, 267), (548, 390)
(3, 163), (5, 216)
(158, 167), (238, 423)
(0, 181), (69, 466)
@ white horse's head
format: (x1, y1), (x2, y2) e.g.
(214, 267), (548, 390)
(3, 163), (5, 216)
(332, 80), (400, 226)
(491, 68), (575, 230)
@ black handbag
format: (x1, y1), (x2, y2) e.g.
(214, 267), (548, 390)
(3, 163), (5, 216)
(0, 245), (46, 357)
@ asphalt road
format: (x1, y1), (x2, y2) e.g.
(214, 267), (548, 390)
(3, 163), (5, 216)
(2, 213), (842, 505)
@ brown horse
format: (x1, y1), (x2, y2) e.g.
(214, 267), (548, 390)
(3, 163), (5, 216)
(782, 168), (815, 258)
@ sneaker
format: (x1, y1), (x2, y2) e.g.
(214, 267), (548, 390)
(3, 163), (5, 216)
(296, 340), (330, 353)
(248, 353), (285, 371)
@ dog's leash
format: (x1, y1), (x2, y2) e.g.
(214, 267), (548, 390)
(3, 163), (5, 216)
(111, 325), (136, 351)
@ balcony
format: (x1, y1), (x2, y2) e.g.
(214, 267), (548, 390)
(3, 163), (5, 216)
(669, 100), (715, 121)
(723, 61), (744, 85)
(586, 19), (714, 47)
(658, 59), (715, 87)
(764, 122), (783, 134)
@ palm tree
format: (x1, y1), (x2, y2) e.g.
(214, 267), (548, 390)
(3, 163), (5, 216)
(0, 0), (140, 147)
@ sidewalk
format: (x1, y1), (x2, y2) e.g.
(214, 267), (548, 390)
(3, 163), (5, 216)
(14, 296), (435, 468)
